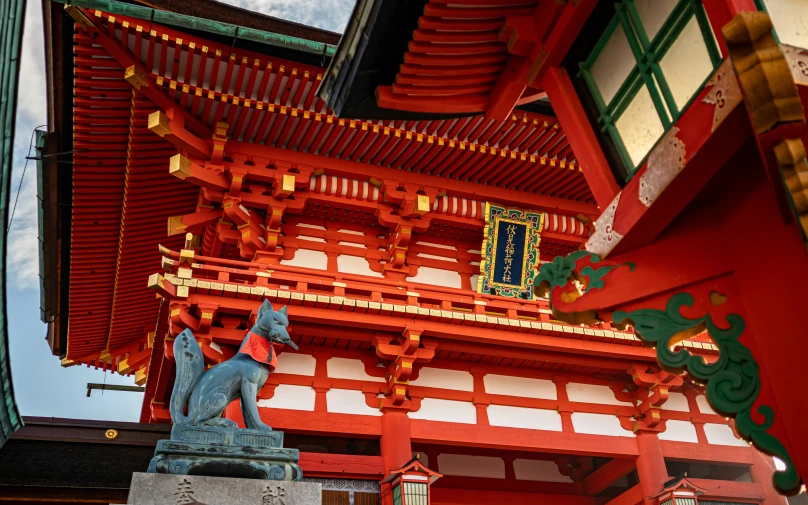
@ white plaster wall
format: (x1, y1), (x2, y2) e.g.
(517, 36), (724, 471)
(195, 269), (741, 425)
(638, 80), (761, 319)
(487, 405), (562, 431)
(696, 395), (718, 415)
(571, 413), (633, 437)
(408, 399), (477, 424)
(513, 459), (574, 483)
(296, 223), (326, 230)
(257, 385), (315, 411)
(437, 454), (505, 479)
(658, 420), (699, 443)
(664, 392), (690, 412)
(326, 389), (381, 416)
(417, 253), (457, 262)
(281, 248), (328, 270)
(483, 374), (557, 400)
(566, 383), (634, 406)
(337, 254), (383, 278)
(407, 266), (462, 289)
(410, 367), (474, 391)
(327, 357), (385, 383)
(274, 353), (316, 376)
(704, 424), (747, 446)
(297, 235), (326, 243)
(416, 241), (457, 251)
(470, 274), (480, 290)
(763, 0), (808, 49)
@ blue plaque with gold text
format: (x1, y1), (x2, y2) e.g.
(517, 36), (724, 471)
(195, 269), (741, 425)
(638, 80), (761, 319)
(478, 203), (544, 299)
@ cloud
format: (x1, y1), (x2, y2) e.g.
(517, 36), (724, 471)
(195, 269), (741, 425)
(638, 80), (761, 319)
(218, 0), (354, 33)
(7, 0), (46, 290)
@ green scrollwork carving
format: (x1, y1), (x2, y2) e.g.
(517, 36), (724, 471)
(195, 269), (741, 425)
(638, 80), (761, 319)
(534, 251), (634, 296)
(614, 293), (799, 494)
(534, 250), (592, 294)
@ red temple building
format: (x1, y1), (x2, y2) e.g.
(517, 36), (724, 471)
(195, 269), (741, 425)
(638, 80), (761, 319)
(34, 0), (808, 504)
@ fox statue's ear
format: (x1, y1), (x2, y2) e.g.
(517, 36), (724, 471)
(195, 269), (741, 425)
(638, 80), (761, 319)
(258, 299), (273, 318)
(278, 305), (288, 318)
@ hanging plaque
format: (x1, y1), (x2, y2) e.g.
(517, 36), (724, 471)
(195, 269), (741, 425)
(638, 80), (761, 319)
(477, 203), (544, 299)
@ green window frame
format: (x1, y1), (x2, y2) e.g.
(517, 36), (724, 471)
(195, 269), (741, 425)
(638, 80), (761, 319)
(578, 0), (722, 179)
(392, 483), (402, 505)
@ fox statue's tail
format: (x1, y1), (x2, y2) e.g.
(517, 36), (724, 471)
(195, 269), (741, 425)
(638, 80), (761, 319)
(169, 328), (204, 424)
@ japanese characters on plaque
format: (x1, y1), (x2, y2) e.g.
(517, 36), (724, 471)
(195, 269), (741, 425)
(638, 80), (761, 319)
(478, 203), (544, 299)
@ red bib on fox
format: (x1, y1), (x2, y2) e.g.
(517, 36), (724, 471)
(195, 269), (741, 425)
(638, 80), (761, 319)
(239, 332), (278, 372)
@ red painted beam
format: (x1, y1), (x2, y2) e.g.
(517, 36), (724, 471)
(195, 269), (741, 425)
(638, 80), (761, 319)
(299, 452), (384, 480)
(583, 458), (636, 496)
(256, 408), (382, 437)
(409, 420), (640, 458)
(543, 67), (619, 209)
(227, 142), (599, 217)
(604, 484), (643, 505)
(486, 56), (530, 121)
(660, 440), (754, 466)
(431, 488), (595, 505)
(690, 479), (765, 501)
(610, 103), (753, 256)
(376, 86), (489, 115)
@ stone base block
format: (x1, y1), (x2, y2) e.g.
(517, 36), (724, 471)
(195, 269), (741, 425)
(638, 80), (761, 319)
(147, 425), (301, 481)
(123, 473), (321, 505)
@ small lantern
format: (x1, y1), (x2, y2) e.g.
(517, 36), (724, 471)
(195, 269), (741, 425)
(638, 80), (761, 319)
(653, 475), (707, 505)
(382, 457), (442, 505)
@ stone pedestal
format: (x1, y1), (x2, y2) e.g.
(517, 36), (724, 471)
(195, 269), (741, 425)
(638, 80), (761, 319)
(148, 424), (301, 481)
(119, 473), (321, 505)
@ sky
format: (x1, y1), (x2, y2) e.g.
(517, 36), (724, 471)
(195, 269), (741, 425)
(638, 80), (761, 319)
(6, 0), (353, 423)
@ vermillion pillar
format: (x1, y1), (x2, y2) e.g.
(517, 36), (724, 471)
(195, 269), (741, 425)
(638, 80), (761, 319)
(380, 408), (412, 505)
(750, 449), (788, 505)
(636, 432), (668, 505)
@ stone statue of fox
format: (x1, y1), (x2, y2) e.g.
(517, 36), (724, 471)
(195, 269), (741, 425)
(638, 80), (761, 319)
(170, 299), (297, 432)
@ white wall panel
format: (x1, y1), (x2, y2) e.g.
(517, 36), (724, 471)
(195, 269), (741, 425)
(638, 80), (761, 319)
(658, 420), (699, 443)
(704, 424), (746, 446)
(327, 357), (385, 382)
(274, 353), (316, 376)
(337, 255), (383, 277)
(257, 385), (315, 411)
(483, 374), (556, 400)
(664, 392), (690, 412)
(513, 459), (574, 483)
(566, 383), (634, 406)
(408, 399), (477, 424)
(571, 413), (633, 437)
(326, 389), (381, 416)
(487, 405), (562, 431)
(437, 454), (505, 479)
(281, 248), (328, 270)
(696, 395), (718, 415)
(410, 367), (474, 392)
(407, 266), (462, 289)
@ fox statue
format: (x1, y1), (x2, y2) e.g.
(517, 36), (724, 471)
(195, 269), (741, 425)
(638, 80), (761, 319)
(170, 299), (297, 432)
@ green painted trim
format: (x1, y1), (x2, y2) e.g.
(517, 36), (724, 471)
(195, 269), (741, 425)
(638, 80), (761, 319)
(49, 0), (337, 57)
(0, 0), (26, 448)
(535, 253), (802, 495)
(614, 293), (800, 494)
(754, 0), (781, 44)
(577, 0), (723, 176)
